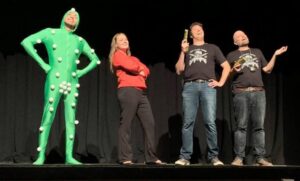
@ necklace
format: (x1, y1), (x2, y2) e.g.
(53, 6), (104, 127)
(239, 48), (251, 56)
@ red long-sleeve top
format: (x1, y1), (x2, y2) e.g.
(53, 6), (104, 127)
(113, 49), (150, 89)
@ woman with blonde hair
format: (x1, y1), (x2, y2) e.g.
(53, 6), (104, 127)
(109, 33), (165, 165)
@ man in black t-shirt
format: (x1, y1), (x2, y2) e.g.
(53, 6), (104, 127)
(175, 22), (230, 166)
(227, 30), (287, 166)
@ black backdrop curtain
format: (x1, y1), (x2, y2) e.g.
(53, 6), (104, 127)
(0, 52), (294, 165)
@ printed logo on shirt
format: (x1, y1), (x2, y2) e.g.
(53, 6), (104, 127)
(189, 49), (208, 65)
(240, 53), (259, 72)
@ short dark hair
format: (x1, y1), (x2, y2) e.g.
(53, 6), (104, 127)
(189, 22), (203, 31)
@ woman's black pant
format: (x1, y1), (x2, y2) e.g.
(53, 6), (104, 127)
(117, 87), (158, 163)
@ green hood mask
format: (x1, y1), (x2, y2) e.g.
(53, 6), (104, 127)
(61, 8), (80, 32)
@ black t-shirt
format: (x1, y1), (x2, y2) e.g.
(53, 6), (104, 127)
(226, 48), (268, 89)
(183, 43), (226, 81)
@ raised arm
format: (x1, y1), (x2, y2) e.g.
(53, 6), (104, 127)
(175, 52), (185, 75)
(262, 46), (288, 74)
(175, 40), (189, 75)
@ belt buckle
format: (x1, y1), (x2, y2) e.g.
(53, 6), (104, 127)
(196, 79), (205, 83)
(246, 87), (256, 91)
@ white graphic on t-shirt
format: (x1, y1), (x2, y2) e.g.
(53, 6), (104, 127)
(240, 53), (259, 72)
(189, 49), (208, 65)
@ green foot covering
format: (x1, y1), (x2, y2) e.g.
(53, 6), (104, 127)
(33, 156), (45, 165)
(66, 157), (82, 165)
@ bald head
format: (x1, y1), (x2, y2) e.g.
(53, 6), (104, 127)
(233, 30), (249, 47)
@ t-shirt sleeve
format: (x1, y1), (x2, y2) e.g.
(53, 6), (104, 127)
(214, 45), (226, 64)
(226, 52), (236, 65)
(257, 49), (268, 68)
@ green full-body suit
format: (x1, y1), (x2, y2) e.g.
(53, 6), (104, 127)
(21, 8), (100, 165)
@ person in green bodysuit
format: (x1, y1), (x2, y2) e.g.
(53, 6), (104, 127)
(21, 8), (100, 165)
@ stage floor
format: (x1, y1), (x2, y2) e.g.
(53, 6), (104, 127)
(1, 163), (300, 180)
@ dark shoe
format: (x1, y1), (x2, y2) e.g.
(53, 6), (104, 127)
(255, 158), (273, 166)
(231, 157), (243, 166)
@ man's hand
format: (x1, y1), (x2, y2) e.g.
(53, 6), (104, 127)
(76, 70), (83, 78)
(181, 40), (189, 53)
(43, 64), (51, 73)
(208, 79), (223, 88)
(274, 46), (288, 56)
(232, 63), (242, 72)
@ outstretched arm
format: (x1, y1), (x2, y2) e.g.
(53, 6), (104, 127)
(77, 40), (100, 78)
(21, 28), (51, 73)
(263, 46), (288, 74)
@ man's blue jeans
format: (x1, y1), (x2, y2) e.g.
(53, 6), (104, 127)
(233, 90), (266, 159)
(180, 81), (218, 161)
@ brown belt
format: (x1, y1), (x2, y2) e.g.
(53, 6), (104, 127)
(233, 87), (264, 94)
